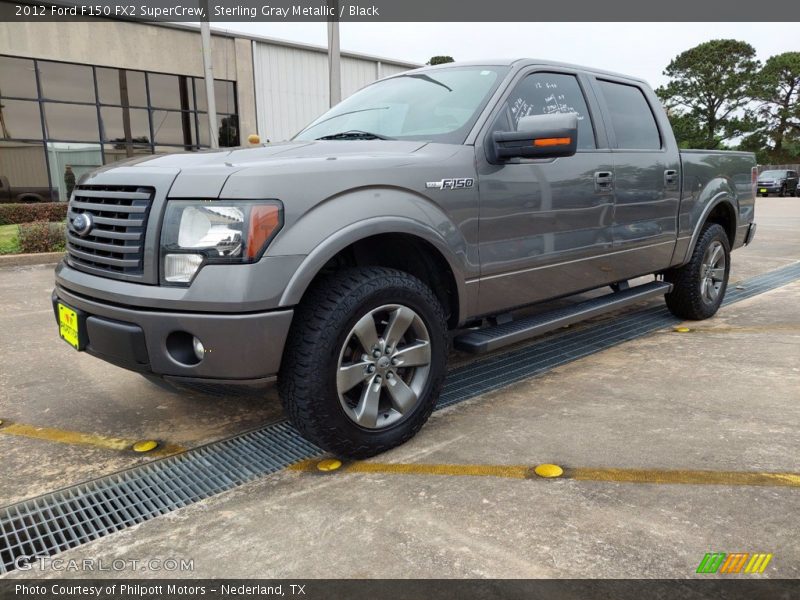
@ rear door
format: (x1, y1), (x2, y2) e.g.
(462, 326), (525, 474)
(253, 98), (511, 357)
(591, 77), (680, 279)
(474, 68), (616, 315)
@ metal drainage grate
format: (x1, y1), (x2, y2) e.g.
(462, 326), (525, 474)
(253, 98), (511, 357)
(1, 262), (799, 573)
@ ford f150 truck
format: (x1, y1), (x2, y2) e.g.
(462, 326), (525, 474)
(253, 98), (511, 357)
(53, 60), (757, 457)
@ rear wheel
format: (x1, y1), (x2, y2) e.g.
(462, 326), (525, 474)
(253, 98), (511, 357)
(664, 223), (730, 320)
(279, 267), (448, 458)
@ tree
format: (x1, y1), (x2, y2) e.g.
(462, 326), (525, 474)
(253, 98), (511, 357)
(427, 56), (454, 66)
(752, 52), (800, 161)
(656, 40), (761, 149)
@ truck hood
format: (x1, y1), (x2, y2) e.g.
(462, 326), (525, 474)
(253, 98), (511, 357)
(101, 140), (431, 198)
(127, 140), (430, 169)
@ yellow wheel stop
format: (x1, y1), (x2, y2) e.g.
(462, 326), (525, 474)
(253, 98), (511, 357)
(534, 463), (564, 478)
(317, 459), (343, 472)
(132, 440), (159, 453)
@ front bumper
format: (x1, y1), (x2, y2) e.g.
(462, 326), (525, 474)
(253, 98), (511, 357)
(756, 183), (782, 194)
(52, 284), (293, 384)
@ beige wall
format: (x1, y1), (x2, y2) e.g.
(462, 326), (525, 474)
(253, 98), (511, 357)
(0, 20), (257, 138)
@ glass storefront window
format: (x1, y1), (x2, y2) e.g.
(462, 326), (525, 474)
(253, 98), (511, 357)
(0, 141), (52, 202)
(43, 103), (99, 142)
(0, 99), (44, 140)
(151, 110), (195, 146)
(100, 106), (151, 143)
(46, 142), (103, 201)
(103, 143), (152, 165)
(197, 113), (239, 147)
(148, 73), (192, 110)
(0, 56), (38, 99)
(153, 145), (194, 155)
(38, 61), (95, 103)
(96, 67), (148, 107)
(0, 56), (238, 199)
(194, 78), (236, 114)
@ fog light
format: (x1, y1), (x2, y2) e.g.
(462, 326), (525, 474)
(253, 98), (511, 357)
(164, 253), (203, 283)
(192, 336), (205, 362)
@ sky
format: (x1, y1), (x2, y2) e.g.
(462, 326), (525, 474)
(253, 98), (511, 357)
(213, 22), (798, 89)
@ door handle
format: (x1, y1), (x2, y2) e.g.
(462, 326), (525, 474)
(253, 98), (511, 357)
(594, 171), (614, 194)
(664, 169), (678, 187)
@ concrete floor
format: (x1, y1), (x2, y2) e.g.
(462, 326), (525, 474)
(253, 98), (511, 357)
(1, 197), (799, 578)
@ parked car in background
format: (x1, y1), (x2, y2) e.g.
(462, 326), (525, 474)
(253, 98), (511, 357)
(0, 175), (53, 203)
(756, 169), (799, 197)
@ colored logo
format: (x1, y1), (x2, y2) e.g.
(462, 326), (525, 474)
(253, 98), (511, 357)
(696, 552), (773, 574)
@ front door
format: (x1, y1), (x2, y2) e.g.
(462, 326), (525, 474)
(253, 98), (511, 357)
(475, 70), (615, 316)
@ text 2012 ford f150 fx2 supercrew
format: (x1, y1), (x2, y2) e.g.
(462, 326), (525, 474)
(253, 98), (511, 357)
(53, 60), (757, 457)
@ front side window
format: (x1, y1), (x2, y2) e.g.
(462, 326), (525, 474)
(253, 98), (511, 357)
(500, 72), (596, 150)
(295, 66), (509, 144)
(597, 80), (661, 150)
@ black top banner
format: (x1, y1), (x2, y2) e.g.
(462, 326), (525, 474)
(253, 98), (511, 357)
(2, 0), (800, 22)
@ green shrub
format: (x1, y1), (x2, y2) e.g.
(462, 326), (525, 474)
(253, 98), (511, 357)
(18, 221), (66, 254)
(0, 203), (68, 225)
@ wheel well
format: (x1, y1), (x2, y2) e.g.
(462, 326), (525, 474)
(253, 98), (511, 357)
(307, 233), (460, 328)
(17, 194), (45, 203)
(704, 202), (736, 246)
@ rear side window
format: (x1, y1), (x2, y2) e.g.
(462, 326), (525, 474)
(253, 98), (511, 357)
(597, 80), (661, 150)
(504, 72), (596, 150)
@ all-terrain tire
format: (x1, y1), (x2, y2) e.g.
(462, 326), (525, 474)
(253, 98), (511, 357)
(278, 267), (448, 458)
(664, 223), (730, 320)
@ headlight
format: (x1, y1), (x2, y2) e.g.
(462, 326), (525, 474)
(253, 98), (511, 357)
(161, 200), (282, 284)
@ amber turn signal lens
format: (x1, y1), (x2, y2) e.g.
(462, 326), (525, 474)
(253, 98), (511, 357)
(247, 205), (281, 259)
(533, 137), (572, 147)
(533, 138), (572, 146)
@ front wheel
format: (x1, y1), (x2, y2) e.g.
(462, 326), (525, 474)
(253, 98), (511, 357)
(279, 267), (448, 458)
(664, 223), (730, 320)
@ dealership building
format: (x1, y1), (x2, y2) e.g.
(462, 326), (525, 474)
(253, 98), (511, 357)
(0, 15), (416, 201)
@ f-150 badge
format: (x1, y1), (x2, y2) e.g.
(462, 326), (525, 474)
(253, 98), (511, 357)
(426, 178), (475, 190)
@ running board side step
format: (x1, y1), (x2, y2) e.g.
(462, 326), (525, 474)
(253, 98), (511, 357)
(454, 281), (673, 354)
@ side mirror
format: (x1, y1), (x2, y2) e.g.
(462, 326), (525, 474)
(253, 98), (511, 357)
(492, 113), (578, 161)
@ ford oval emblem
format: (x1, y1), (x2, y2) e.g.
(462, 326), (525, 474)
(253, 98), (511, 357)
(71, 213), (93, 237)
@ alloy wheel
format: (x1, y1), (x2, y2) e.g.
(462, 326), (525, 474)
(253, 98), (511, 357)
(336, 304), (432, 430)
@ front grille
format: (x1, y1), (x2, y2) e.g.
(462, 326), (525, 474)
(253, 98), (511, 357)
(67, 185), (155, 279)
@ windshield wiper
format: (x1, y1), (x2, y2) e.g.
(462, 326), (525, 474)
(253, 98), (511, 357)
(397, 73), (453, 92)
(308, 106), (390, 130)
(316, 130), (394, 141)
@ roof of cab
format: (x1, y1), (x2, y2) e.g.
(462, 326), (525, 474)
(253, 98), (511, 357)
(407, 58), (649, 86)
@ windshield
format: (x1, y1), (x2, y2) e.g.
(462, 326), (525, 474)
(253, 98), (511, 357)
(760, 170), (786, 178)
(294, 66), (509, 144)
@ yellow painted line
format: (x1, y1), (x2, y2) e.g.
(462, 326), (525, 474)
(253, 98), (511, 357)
(0, 422), (185, 457)
(290, 459), (800, 488)
(290, 459), (531, 479)
(669, 325), (800, 334)
(565, 467), (800, 487)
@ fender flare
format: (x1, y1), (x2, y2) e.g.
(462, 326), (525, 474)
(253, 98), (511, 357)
(680, 192), (738, 264)
(278, 216), (470, 324)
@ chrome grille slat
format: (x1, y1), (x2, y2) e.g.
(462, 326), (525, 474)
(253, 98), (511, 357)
(70, 189), (152, 200)
(90, 215), (145, 228)
(71, 201), (148, 214)
(67, 246), (141, 268)
(79, 229), (141, 241)
(67, 185), (155, 279)
(67, 233), (141, 254)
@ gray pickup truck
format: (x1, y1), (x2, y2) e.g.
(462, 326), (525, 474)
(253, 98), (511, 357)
(53, 59), (757, 457)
